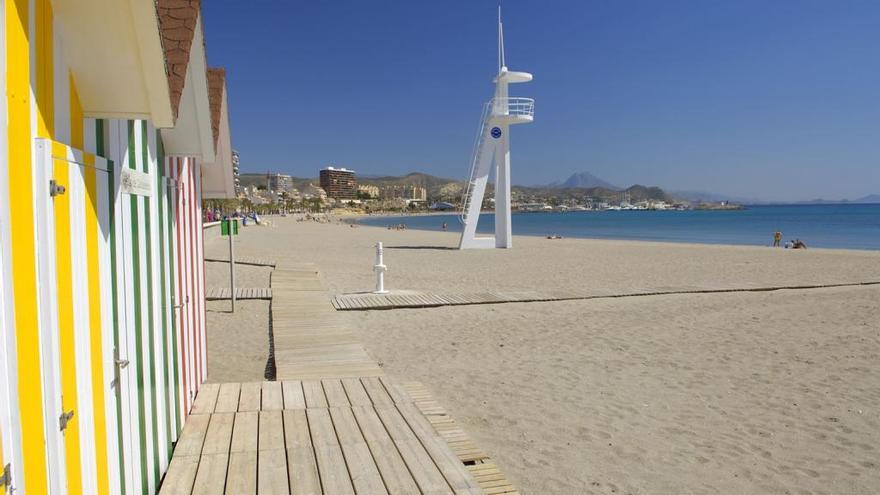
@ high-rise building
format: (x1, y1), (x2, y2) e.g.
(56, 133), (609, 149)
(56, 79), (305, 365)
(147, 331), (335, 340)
(319, 166), (357, 199)
(267, 173), (292, 193)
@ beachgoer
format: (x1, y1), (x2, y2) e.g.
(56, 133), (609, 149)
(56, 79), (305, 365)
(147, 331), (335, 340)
(442, 222), (448, 231)
(773, 230), (782, 247)
(793, 239), (807, 249)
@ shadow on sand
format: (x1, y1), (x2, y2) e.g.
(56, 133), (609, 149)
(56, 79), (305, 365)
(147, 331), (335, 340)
(384, 245), (457, 251)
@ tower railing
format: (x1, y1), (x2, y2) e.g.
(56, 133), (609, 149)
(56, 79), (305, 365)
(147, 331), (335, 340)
(491, 97), (535, 118)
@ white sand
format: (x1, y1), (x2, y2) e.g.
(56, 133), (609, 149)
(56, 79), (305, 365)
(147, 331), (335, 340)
(204, 217), (880, 494)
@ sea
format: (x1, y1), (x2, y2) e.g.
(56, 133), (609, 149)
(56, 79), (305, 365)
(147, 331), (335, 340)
(357, 204), (880, 251)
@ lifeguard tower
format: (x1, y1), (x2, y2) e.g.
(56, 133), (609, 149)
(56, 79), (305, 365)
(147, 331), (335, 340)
(459, 9), (534, 249)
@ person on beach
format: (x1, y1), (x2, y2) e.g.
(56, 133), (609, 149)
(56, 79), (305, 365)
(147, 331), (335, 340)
(792, 239), (807, 249)
(773, 230), (782, 247)
(442, 222), (448, 231)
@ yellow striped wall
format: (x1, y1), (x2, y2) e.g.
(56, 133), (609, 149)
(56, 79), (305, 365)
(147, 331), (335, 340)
(1, 1), (208, 493)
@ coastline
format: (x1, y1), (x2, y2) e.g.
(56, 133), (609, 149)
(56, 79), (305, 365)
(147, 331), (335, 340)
(350, 204), (880, 251)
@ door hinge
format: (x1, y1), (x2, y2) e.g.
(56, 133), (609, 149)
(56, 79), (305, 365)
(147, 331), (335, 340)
(49, 179), (66, 197)
(59, 410), (75, 432)
(0, 463), (11, 491)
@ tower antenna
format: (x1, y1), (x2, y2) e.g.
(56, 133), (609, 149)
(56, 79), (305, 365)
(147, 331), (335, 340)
(498, 5), (506, 70)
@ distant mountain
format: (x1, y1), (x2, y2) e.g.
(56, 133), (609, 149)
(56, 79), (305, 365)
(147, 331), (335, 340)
(513, 184), (670, 203)
(786, 194), (880, 205)
(854, 194), (880, 204)
(548, 172), (620, 190)
(669, 190), (880, 205)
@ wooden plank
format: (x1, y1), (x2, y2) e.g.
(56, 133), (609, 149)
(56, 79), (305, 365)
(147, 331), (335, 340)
(174, 413), (211, 456)
(282, 380), (306, 409)
(238, 382), (262, 412)
(281, 408), (323, 493)
(158, 455), (199, 494)
(397, 403), (481, 492)
(361, 377), (394, 406)
(258, 449), (289, 495)
(191, 383), (220, 415)
(258, 410), (285, 451)
(225, 451), (257, 494)
(307, 408), (355, 494)
(214, 383), (241, 413)
(287, 446), (322, 495)
(380, 377), (411, 404)
(191, 453), (229, 495)
(349, 408), (420, 495)
(201, 412), (234, 455)
(314, 443), (356, 495)
(330, 407), (388, 494)
(230, 411), (259, 453)
(341, 378), (372, 406)
(322, 379), (350, 407)
(306, 408), (337, 448)
(302, 380), (328, 408)
(283, 409), (312, 448)
(261, 381), (283, 410)
(374, 406), (452, 494)
(258, 410), (289, 494)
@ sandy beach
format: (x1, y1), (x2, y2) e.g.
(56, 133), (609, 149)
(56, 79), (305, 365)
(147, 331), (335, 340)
(204, 217), (880, 494)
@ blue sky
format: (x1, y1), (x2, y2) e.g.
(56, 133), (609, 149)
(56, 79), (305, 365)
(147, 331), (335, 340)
(203, 1), (879, 201)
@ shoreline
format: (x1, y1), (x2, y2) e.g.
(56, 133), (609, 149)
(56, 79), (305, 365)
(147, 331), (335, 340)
(349, 218), (880, 253)
(346, 207), (880, 252)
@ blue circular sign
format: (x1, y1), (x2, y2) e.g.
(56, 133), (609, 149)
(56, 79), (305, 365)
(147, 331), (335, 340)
(491, 127), (502, 139)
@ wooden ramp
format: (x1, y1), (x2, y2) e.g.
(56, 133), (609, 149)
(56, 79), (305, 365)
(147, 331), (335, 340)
(205, 256), (277, 267)
(332, 281), (880, 310)
(205, 287), (273, 301)
(271, 266), (383, 380)
(160, 378), (488, 494)
(404, 382), (519, 494)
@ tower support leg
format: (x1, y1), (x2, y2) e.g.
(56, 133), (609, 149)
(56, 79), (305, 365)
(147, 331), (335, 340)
(494, 125), (512, 248)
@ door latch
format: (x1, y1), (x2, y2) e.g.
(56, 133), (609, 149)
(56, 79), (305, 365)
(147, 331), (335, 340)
(49, 179), (66, 197)
(0, 463), (11, 491)
(111, 347), (128, 391)
(59, 410), (75, 432)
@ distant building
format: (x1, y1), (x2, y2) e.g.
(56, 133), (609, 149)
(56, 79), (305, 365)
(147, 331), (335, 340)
(267, 173), (292, 193)
(358, 184), (380, 198)
(381, 185), (427, 201)
(319, 166), (357, 199)
(304, 184), (328, 201)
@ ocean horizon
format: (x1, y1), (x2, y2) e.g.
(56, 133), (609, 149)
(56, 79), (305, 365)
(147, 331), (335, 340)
(358, 203), (880, 251)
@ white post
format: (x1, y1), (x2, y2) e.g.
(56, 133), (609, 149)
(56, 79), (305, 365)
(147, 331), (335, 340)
(229, 219), (236, 312)
(373, 242), (389, 294)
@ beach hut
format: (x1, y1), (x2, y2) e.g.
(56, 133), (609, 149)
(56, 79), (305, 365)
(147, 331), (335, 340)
(0, 0), (231, 493)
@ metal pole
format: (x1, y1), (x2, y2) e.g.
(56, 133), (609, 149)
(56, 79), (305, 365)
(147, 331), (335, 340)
(229, 219), (236, 312)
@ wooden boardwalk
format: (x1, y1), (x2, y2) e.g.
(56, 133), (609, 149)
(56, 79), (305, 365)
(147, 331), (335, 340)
(181, 261), (518, 494)
(206, 287), (273, 301)
(331, 281), (880, 310)
(205, 256), (277, 267)
(271, 265), (383, 380)
(160, 378), (499, 495)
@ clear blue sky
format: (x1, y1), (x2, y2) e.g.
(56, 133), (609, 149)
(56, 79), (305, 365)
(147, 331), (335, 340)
(202, 1), (879, 202)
